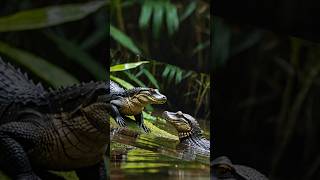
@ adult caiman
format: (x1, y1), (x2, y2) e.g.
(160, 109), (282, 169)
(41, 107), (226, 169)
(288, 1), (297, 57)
(162, 111), (268, 179)
(0, 58), (109, 180)
(109, 80), (167, 133)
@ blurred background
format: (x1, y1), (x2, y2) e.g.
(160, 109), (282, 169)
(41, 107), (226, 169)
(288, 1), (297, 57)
(0, 0), (107, 88)
(0, 0), (107, 179)
(213, 16), (320, 180)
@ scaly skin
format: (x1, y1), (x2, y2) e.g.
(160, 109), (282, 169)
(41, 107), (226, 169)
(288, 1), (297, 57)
(212, 156), (269, 180)
(162, 111), (210, 151)
(109, 80), (166, 133)
(0, 58), (109, 180)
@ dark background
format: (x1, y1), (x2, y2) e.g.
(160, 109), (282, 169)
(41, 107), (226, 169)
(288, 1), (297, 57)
(212, 0), (320, 179)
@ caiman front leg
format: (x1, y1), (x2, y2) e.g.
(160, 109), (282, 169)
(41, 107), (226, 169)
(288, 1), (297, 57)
(134, 113), (150, 133)
(107, 104), (126, 127)
(0, 122), (41, 180)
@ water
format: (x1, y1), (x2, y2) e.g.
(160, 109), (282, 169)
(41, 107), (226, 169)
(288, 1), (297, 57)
(110, 117), (211, 180)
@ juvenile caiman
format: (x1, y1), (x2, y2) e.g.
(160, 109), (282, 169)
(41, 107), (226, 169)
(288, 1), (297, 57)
(0, 58), (109, 180)
(162, 111), (210, 152)
(109, 80), (167, 132)
(162, 111), (268, 179)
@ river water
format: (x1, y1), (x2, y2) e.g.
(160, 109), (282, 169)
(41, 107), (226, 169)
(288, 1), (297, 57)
(110, 116), (211, 180)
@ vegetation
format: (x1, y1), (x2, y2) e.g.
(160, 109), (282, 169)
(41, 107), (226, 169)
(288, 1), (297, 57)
(213, 16), (320, 180)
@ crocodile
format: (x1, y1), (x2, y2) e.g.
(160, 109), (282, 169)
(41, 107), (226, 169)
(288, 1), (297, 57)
(212, 156), (269, 180)
(0, 58), (109, 180)
(108, 80), (167, 133)
(162, 111), (210, 151)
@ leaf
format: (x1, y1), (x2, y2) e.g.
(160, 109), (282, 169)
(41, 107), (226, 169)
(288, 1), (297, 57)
(152, 1), (164, 39)
(0, 41), (79, 87)
(0, 1), (106, 32)
(162, 65), (171, 78)
(175, 68), (183, 84)
(110, 75), (134, 89)
(110, 61), (149, 72)
(80, 25), (107, 49)
(123, 71), (146, 87)
(46, 32), (105, 80)
(139, 1), (153, 29)
(168, 66), (176, 83)
(165, 2), (179, 36)
(192, 40), (210, 55)
(142, 69), (160, 89)
(110, 25), (141, 54)
(180, 1), (197, 22)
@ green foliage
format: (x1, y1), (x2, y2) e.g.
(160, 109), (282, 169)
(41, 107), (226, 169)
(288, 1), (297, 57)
(0, 1), (106, 87)
(110, 25), (141, 54)
(0, 41), (79, 87)
(162, 64), (191, 84)
(0, 1), (106, 32)
(139, 0), (179, 38)
(46, 32), (105, 80)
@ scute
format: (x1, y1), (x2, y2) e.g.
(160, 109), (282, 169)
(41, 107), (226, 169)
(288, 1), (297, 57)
(0, 57), (47, 105)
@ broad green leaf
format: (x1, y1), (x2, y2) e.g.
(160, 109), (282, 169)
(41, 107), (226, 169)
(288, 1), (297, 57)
(0, 41), (79, 87)
(110, 61), (149, 72)
(152, 1), (164, 39)
(46, 32), (105, 80)
(0, 1), (106, 32)
(165, 2), (179, 36)
(168, 66), (176, 83)
(142, 69), (160, 89)
(110, 25), (141, 54)
(192, 40), (210, 55)
(139, 1), (153, 28)
(110, 75), (134, 89)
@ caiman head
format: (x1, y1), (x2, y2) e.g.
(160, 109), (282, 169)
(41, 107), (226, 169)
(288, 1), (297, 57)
(162, 111), (203, 140)
(112, 87), (167, 115)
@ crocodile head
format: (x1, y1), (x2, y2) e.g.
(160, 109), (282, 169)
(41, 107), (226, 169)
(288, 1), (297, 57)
(130, 87), (167, 104)
(162, 111), (202, 139)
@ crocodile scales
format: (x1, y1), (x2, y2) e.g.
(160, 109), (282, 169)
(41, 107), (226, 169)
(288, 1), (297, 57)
(0, 58), (109, 180)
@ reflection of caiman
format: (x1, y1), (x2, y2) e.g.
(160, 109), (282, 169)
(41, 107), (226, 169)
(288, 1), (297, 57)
(162, 111), (210, 152)
(162, 111), (268, 179)
(109, 80), (167, 132)
(0, 58), (109, 180)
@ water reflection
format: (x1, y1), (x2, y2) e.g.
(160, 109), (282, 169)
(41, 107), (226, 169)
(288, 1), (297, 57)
(110, 119), (210, 179)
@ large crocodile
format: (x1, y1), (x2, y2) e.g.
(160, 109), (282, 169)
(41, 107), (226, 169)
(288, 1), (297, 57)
(109, 80), (166, 133)
(162, 111), (268, 179)
(0, 58), (109, 180)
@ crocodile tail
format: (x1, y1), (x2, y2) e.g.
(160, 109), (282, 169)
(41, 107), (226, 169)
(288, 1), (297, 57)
(0, 57), (47, 105)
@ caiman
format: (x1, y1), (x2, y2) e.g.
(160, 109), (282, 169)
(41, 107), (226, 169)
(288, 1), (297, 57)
(109, 80), (167, 133)
(0, 58), (109, 180)
(162, 111), (268, 179)
(212, 156), (269, 180)
(162, 110), (210, 152)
